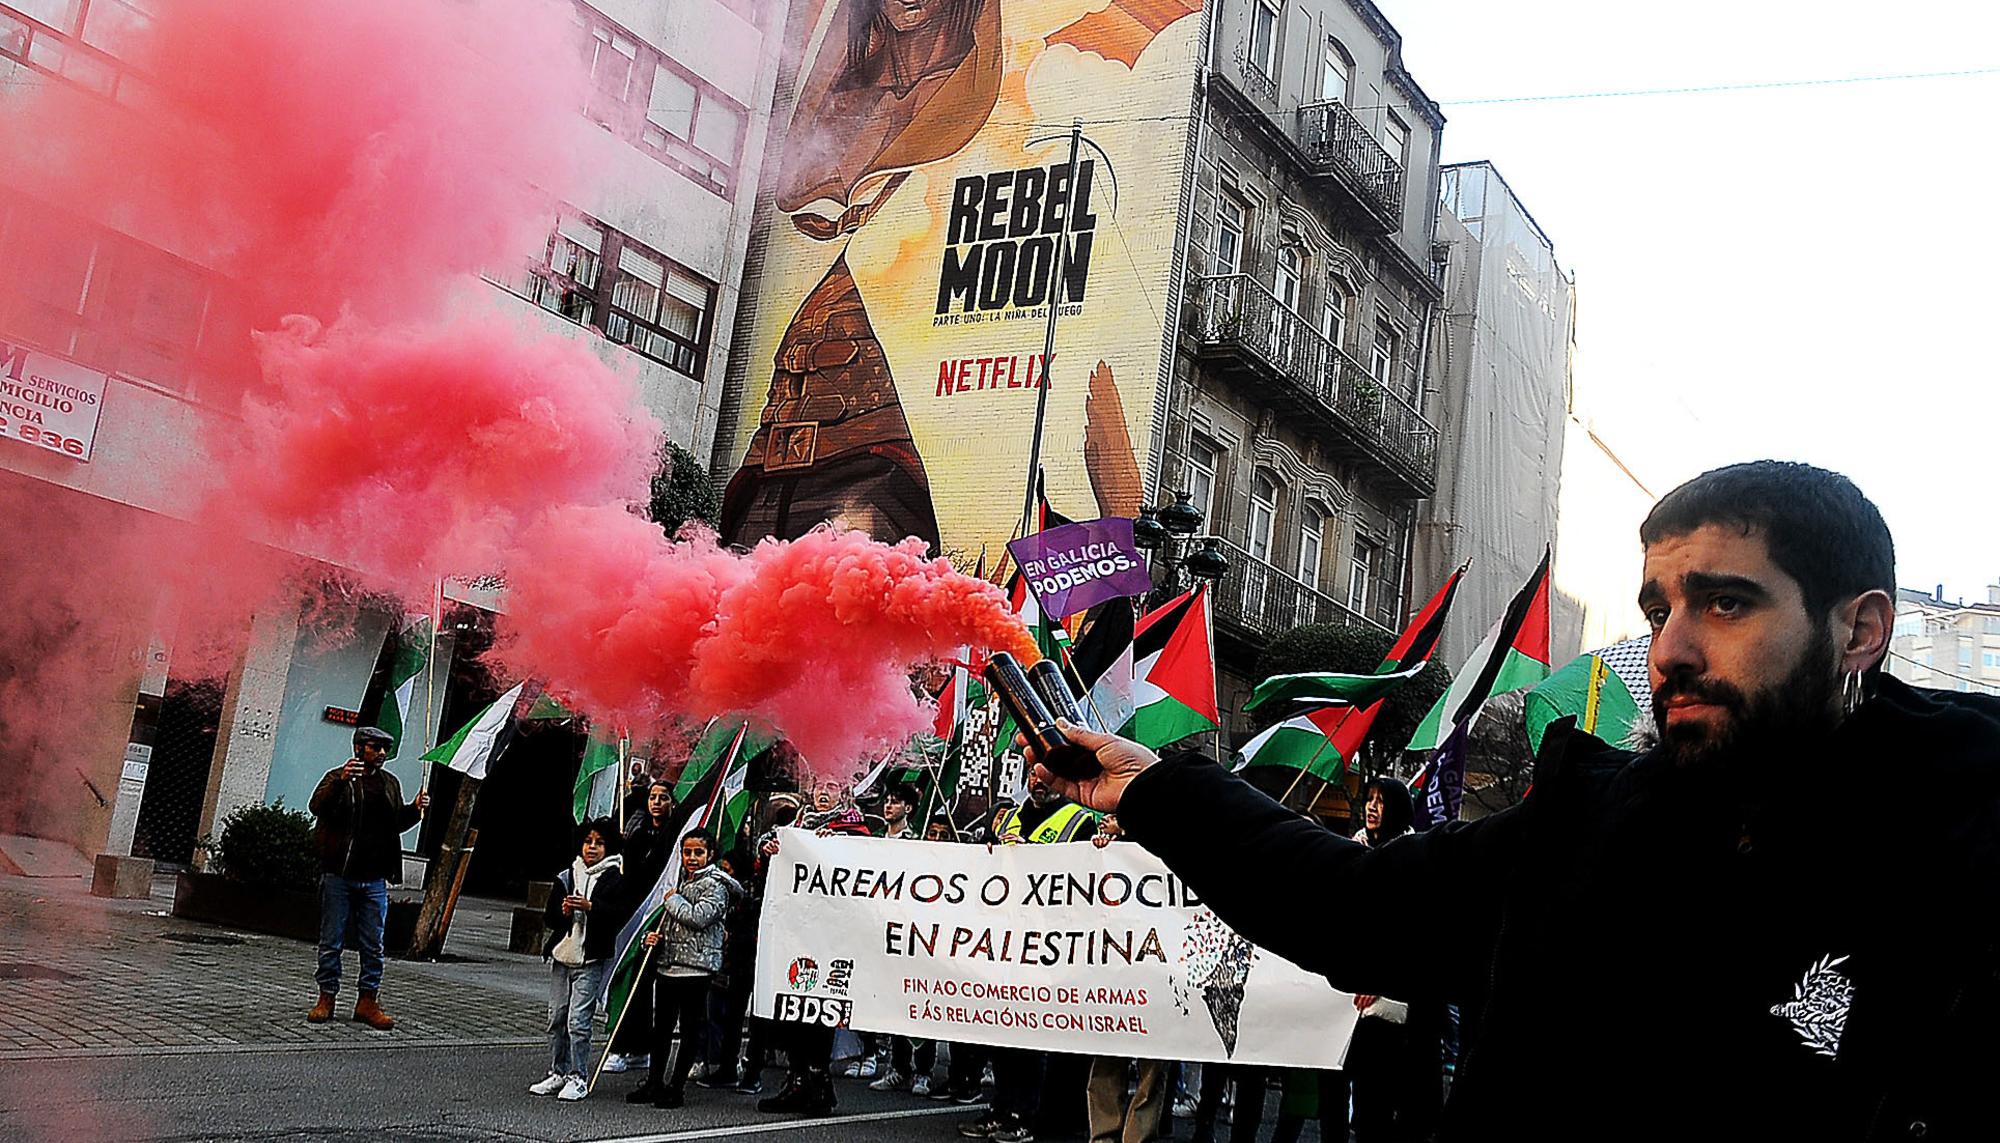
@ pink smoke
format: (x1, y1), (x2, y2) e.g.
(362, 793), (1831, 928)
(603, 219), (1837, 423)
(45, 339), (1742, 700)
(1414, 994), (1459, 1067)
(495, 513), (1037, 765)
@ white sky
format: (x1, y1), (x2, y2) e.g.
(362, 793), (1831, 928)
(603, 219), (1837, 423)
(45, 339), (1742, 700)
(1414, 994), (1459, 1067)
(1378, 1), (2000, 603)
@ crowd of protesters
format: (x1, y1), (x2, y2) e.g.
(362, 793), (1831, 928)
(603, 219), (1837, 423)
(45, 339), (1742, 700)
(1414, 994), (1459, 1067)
(501, 754), (1451, 1143)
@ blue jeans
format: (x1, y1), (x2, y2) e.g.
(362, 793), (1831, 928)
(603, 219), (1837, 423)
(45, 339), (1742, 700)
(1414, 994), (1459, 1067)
(549, 959), (610, 1077)
(317, 875), (388, 995)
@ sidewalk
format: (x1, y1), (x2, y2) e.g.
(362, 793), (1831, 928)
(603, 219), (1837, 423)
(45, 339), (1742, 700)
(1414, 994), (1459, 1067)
(0, 869), (548, 1060)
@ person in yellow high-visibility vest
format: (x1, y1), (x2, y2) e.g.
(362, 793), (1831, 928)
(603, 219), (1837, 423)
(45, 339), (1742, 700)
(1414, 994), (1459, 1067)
(962, 776), (1099, 1142)
(996, 775), (1100, 846)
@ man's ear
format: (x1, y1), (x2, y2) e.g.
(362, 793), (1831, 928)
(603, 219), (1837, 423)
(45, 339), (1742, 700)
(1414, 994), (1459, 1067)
(1835, 589), (1895, 674)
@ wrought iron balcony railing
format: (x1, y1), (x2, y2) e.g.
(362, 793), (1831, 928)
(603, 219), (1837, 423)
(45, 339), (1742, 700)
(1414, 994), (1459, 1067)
(1294, 100), (1405, 223)
(1188, 273), (1438, 492)
(1208, 537), (1386, 640)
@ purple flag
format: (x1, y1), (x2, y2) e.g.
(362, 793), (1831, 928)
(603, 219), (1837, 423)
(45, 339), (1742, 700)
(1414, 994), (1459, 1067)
(1006, 517), (1152, 620)
(1410, 721), (1469, 831)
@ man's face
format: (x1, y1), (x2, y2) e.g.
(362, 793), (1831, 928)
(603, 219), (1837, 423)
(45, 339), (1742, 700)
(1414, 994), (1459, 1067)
(647, 784), (672, 820)
(1639, 524), (1842, 768)
(925, 822), (952, 842)
(357, 741), (387, 771)
(884, 0), (940, 33)
(1363, 789), (1384, 832)
(812, 783), (839, 812)
(884, 794), (909, 822)
(681, 837), (712, 874)
(1028, 778), (1056, 806)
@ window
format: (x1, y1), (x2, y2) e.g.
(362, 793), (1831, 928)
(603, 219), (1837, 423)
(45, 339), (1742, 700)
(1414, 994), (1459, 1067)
(1959, 639), (1974, 669)
(1320, 39), (1350, 103)
(1382, 113), (1409, 165)
(1983, 652), (2000, 671)
(1348, 538), (1376, 613)
(1185, 436), (1220, 526)
(1249, 0), (1279, 76)
(1274, 245), (1302, 313)
(1215, 196), (1246, 276)
(508, 212), (716, 379)
(1321, 279), (1348, 350)
(1986, 617), (2000, 635)
(1370, 322), (1399, 389)
(1248, 474), (1278, 562)
(573, 7), (748, 197)
(1298, 511), (1324, 590)
(0, 188), (244, 395)
(642, 62), (745, 194)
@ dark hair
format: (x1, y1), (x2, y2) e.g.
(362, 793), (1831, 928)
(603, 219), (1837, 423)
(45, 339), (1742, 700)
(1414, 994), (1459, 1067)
(1640, 461), (1895, 622)
(884, 783), (920, 807)
(1361, 778), (1413, 838)
(683, 828), (717, 854)
(925, 814), (956, 836)
(578, 817), (624, 855)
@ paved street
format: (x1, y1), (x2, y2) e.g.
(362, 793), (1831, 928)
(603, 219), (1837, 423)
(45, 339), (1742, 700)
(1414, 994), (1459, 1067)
(2, 870), (1283, 1143)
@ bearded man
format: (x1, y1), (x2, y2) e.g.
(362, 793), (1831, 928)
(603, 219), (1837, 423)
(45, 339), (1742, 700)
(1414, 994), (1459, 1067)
(1030, 461), (2000, 1142)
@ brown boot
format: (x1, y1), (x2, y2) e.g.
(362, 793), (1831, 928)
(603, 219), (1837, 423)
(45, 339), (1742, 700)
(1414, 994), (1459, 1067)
(306, 993), (335, 1024)
(352, 991), (396, 1030)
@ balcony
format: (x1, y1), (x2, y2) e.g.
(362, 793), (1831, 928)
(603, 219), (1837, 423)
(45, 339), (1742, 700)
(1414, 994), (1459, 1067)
(1209, 538), (1386, 641)
(1295, 100), (1404, 233)
(1187, 274), (1438, 498)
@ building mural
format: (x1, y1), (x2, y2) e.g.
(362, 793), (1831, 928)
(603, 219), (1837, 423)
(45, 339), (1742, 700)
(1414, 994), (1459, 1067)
(722, 0), (1205, 556)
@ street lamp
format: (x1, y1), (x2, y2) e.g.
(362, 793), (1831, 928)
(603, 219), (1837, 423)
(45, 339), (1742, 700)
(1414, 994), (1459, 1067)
(1137, 491), (1227, 606)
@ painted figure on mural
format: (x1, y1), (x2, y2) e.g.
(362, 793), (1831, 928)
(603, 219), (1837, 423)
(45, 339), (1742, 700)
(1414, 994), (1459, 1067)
(719, 0), (1003, 551)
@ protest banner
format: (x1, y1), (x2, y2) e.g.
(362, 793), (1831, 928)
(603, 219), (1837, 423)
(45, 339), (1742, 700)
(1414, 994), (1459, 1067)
(753, 830), (1358, 1067)
(1006, 517), (1152, 620)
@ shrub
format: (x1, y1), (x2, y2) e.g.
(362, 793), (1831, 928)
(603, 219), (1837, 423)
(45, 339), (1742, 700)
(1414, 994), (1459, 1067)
(648, 441), (720, 535)
(208, 801), (318, 890)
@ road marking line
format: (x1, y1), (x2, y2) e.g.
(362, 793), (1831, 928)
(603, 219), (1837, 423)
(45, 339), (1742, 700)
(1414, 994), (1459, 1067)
(0, 1036), (542, 1061)
(584, 1100), (989, 1143)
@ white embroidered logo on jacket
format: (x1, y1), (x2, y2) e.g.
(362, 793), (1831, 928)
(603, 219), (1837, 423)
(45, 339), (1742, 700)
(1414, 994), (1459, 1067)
(1770, 953), (1853, 1058)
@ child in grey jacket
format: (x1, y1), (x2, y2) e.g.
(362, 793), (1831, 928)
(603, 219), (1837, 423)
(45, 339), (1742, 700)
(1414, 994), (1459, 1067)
(628, 828), (740, 1108)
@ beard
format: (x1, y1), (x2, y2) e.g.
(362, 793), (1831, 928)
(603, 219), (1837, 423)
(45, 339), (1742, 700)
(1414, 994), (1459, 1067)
(1652, 629), (1843, 773)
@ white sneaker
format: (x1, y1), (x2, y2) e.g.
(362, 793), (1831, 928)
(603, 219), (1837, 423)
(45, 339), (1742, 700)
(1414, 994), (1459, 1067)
(529, 1072), (567, 1096)
(602, 1053), (647, 1074)
(557, 1075), (590, 1102)
(869, 1069), (907, 1092)
(911, 1075), (933, 1097)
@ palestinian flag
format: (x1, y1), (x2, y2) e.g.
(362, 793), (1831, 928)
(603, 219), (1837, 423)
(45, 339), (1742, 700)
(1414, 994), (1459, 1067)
(601, 724), (749, 1034)
(1523, 635), (1651, 754)
(1128, 585), (1220, 748)
(571, 727), (622, 824)
(1407, 551), (1553, 752)
(1069, 598), (1138, 734)
(674, 718), (775, 802)
(1232, 700), (1379, 782)
(422, 681), (526, 780)
(376, 614), (431, 758)
(1245, 565), (1465, 714)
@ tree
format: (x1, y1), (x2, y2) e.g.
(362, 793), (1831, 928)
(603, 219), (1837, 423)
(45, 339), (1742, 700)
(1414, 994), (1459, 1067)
(1253, 621), (1452, 772)
(648, 441), (719, 535)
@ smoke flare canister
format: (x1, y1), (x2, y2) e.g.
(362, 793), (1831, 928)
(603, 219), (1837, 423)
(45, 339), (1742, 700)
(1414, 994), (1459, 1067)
(1027, 658), (1097, 731)
(984, 652), (1102, 781)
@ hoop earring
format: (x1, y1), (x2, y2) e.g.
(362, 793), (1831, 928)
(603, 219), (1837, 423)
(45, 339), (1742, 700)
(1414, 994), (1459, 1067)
(1840, 670), (1865, 719)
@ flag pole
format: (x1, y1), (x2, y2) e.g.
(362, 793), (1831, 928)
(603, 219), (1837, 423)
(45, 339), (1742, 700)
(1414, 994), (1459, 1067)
(421, 577), (443, 798)
(1018, 119), (1083, 540)
(589, 912), (668, 1095)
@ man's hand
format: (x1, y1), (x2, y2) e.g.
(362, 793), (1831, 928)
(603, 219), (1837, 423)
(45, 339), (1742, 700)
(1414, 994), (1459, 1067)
(1024, 720), (1159, 814)
(340, 759), (364, 780)
(414, 789), (430, 814)
(566, 894), (590, 913)
(1091, 831), (1114, 849)
(760, 837), (780, 857)
(643, 932), (660, 948)
(1354, 994), (1378, 1011)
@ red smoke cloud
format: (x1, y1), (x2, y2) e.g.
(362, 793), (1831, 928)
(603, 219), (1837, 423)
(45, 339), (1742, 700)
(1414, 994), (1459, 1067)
(495, 511), (1038, 766)
(0, 0), (1031, 791)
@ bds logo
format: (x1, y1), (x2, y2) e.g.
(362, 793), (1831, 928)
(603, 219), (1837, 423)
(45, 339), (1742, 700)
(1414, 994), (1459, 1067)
(774, 993), (852, 1027)
(787, 957), (819, 992)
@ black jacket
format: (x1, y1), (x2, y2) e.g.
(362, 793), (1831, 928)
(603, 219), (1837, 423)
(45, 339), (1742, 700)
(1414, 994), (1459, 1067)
(1121, 676), (2000, 1142)
(542, 862), (633, 962)
(309, 765), (421, 883)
